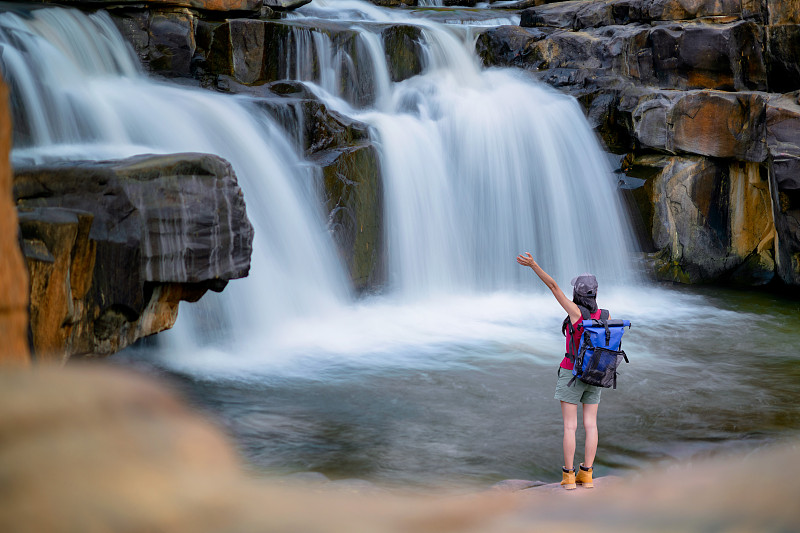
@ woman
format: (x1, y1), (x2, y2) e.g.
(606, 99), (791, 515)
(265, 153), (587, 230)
(516, 252), (601, 490)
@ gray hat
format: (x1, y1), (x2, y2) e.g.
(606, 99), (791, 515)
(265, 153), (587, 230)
(570, 273), (598, 297)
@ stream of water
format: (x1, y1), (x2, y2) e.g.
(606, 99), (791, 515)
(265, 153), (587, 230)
(2, 0), (799, 489)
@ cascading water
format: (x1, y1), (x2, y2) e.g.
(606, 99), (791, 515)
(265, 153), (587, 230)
(1, 0), (637, 367)
(0, 6), (351, 347)
(5, 0), (796, 488)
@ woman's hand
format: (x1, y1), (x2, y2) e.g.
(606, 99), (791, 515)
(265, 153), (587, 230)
(516, 252), (537, 268)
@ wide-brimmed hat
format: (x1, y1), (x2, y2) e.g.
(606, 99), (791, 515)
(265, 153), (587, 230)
(570, 273), (598, 297)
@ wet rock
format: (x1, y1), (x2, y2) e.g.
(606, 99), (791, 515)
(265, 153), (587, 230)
(381, 25), (425, 82)
(766, 25), (800, 93)
(626, 154), (774, 284)
(0, 75), (29, 366)
(263, 0), (313, 10)
(210, 77), (381, 292)
(312, 143), (385, 293)
(214, 77), (370, 156)
(109, 8), (197, 78)
(765, 94), (800, 285)
(475, 25), (555, 68)
(14, 153), (254, 360)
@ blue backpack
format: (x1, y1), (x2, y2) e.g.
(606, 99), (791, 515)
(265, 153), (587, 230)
(565, 309), (631, 389)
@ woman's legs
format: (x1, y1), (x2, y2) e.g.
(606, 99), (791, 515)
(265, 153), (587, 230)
(560, 401), (578, 470)
(582, 402), (599, 467)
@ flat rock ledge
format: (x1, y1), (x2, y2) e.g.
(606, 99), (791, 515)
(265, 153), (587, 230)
(14, 152), (254, 361)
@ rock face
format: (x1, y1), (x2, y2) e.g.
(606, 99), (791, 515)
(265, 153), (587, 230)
(0, 75), (30, 365)
(14, 153), (254, 361)
(478, 0), (800, 287)
(35, 0), (262, 13)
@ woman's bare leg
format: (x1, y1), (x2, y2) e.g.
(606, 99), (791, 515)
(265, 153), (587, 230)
(582, 402), (599, 467)
(560, 401), (578, 470)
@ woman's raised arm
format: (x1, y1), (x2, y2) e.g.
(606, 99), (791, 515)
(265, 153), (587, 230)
(516, 252), (582, 325)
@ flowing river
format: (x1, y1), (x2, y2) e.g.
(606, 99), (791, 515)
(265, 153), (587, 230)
(2, 0), (799, 489)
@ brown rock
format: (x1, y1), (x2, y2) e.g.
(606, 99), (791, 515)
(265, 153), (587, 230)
(110, 8), (197, 78)
(0, 75), (29, 366)
(766, 25), (800, 93)
(15, 153), (254, 360)
(35, 0), (261, 13)
(648, 21), (766, 91)
(628, 154), (774, 284)
(520, 0), (764, 30)
(670, 91), (767, 160)
(632, 90), (767, 161)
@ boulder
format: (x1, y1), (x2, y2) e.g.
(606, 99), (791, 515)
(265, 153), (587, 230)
(14, 153), (254, 360)
(0, 75), (29, 366)
(381, 25), (425, 83)
(631, 90), (767, 161)
(109, 8), (197, 78)
(312, 143), (385, 293)
(649, 21), (766, 91)
(627, 154), (774, 284)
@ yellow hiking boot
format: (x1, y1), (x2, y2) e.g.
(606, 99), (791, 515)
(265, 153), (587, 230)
(561, 467), (576, 490)
(576, 464), (594, 488)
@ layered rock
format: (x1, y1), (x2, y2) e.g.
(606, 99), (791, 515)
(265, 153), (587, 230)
(14, 153), (254, 361)
(479, 0), (800, 287)
(34, 0), (262, 14)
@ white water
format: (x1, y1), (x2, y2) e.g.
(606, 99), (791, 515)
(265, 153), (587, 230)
(2, 2), (641, 378)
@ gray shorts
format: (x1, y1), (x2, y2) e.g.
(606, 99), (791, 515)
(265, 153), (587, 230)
(555, 367), (602, 405)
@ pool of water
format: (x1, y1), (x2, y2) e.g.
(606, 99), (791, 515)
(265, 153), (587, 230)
(115, 283), (800, 489)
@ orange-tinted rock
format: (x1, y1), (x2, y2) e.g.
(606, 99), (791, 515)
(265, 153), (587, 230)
(15, 153), (254, 360)
(35, 0), (261, 12)
(628, 154), (775, 284)
(765, 0), (800, 25)
(670, 91), (767, 160)
(632, 90), (768, 161)
(0, 75), (30, 366)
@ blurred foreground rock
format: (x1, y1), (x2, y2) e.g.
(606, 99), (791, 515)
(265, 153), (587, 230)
(0, 68), (29, 365)
(0, 365), (799, 533)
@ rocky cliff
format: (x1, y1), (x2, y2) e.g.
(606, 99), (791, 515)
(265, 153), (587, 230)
(14, 152), (254, 362)
(477, 0), (800, 287)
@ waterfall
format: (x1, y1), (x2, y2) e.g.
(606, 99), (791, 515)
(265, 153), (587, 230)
(1, 1), (638, 376)
(286, 1), (634, 296)
(0, 7), (351, 347)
